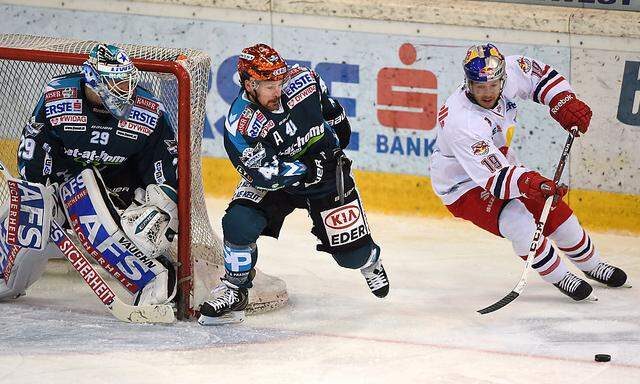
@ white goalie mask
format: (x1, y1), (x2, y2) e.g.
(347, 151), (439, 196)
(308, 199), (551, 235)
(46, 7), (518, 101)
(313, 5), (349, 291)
(82, 43), (139, 119)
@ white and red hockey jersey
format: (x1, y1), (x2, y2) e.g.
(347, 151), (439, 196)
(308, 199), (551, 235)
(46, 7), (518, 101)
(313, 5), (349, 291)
(430, 55), (572, 205)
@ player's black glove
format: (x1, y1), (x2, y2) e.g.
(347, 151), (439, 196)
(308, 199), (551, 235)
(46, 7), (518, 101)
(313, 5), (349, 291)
(302, 150), (330, 187)
(333, 148), (351, 204)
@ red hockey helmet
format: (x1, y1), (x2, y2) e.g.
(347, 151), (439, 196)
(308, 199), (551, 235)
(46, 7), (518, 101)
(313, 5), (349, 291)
(237, 43), (288, 83)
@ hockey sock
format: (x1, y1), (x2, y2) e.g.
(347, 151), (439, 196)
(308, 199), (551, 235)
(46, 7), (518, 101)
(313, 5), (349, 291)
(519, 237), (568, 284)
(550, 215), (600, 272)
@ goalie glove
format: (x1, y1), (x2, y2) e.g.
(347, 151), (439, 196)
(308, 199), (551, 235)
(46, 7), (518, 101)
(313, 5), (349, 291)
(121, 184), (178, 258)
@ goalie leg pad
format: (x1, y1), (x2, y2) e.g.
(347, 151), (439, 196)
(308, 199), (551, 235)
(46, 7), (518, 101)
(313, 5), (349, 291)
(59, 169), (167, 297)
(0, 239), (61, 301)
(133, 255), (177, 306)
(0, 180), (62, 301)
(4, 178), (56, 251)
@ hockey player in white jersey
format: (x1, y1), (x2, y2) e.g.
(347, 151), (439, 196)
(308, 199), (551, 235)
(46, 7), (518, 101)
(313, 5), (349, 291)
(430, 43), (629, 301)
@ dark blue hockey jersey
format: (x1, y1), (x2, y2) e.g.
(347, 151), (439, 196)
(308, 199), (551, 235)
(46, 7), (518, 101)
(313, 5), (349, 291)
(17, 72), (177, 192)
(224, 66), (349, 197)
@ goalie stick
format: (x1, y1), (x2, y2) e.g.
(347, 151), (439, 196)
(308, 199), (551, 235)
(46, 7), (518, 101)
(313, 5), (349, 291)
(477, 127), (578, 315)
(0, 161), (175, 323)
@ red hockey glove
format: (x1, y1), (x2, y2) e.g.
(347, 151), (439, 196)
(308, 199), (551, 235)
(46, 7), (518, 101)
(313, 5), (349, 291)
(549, 91), (592, 136)
(517, 171), (567, 204)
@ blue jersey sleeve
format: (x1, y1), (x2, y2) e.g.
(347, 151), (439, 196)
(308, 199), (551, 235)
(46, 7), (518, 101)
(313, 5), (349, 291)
(17, 93), (75, 184)
(133, 108), (178, 190)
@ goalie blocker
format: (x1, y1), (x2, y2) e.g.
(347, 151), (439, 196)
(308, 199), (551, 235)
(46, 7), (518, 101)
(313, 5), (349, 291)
(0, 168), (177, 307)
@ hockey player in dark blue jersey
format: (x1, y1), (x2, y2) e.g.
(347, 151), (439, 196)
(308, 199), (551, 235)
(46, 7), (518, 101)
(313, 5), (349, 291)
(198, 43), (390, 325)
(0, 44), (177, 306)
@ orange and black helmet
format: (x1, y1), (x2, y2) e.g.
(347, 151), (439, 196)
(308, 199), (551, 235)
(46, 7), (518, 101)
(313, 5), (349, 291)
(237, 43), (288, 83)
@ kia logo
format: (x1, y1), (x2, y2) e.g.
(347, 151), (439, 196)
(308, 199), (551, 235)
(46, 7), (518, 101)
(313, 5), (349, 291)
(324, 205), (360, 229)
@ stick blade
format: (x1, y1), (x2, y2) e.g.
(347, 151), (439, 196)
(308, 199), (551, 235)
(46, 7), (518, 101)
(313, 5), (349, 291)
(477, 291), (520, 315)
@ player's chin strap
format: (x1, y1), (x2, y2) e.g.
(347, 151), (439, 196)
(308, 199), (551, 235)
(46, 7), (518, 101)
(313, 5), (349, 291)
(0, 162), (174, 323)
(477, 126), (579, 315)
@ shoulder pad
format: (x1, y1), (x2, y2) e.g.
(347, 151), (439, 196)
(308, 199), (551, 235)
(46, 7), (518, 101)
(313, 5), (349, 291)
(134, 87), (164, 114)
(44, 73), (82, 101)
(287, 64), (311, 78)
(47, 72), (83, 88)
(509, 55), (532, 75)
(283, 67), (318, 99)
(226, 96), (254, 135)
(242, 108), (274, 138)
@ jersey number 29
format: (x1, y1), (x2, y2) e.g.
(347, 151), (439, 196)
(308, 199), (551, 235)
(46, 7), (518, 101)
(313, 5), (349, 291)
(18, 137), (35, 160)
(90, 131), (110, 145)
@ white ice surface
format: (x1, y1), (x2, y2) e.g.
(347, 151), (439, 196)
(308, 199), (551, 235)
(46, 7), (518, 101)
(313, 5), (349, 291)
(1, 197), (639, 384)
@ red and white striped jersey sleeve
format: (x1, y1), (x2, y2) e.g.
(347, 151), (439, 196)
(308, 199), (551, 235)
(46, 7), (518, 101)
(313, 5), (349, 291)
(484, 164), (528, 200)
(504, 55), (573, 106)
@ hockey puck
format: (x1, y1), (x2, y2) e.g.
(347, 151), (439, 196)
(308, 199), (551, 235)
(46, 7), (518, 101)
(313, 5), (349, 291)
(595, 354), (611, 362)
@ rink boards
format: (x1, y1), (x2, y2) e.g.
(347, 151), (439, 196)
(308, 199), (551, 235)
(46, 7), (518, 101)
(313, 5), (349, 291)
(0, 1), (638, 232)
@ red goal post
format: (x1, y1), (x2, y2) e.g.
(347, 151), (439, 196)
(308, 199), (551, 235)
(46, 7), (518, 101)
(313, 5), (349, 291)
(0, 34), (287, 320)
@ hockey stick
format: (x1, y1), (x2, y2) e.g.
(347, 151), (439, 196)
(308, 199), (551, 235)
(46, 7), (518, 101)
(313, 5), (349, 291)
(477, 127), (578, 315)
(0, 162), (175, 323)
(336, 155), (345, 205)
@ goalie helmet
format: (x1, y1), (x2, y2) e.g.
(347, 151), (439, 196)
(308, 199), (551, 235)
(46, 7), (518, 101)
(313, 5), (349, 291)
(462, 43), (506, 87)
(82, 43), (139, 119)
(237, 43), (288, 84)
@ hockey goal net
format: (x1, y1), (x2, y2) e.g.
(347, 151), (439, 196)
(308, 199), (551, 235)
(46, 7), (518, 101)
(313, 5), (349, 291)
(0, 34), (287, 320)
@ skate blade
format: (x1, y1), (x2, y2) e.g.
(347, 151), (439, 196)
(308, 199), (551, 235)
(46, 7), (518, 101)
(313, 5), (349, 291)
(581, 292), (598, 302)
(198, 311), (245, 326)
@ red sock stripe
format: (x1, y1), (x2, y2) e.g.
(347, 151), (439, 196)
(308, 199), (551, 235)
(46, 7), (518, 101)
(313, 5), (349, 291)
(573, 246), (595, 263)
(540, 76), (566, 104)
(539, 256), (560, 276)
(519, 238), (549, 261)
(559, 230), (586, 252)
(535, 238), (549, 257)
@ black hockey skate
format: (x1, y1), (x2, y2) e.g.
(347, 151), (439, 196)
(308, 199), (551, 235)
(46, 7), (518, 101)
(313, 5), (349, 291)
(198, 280), (248, 326)
(584, 262), (630, 288)
(361, 260), (390, 298)
(553, 272), (596, 301)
